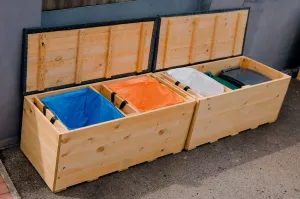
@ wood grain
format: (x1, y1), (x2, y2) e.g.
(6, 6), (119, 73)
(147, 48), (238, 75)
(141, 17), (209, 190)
(156, 10), (249, 70)
(26, 21), (154, 92)
(55, 100), (195, 191)
(42, 0), (134, 11)
(21, 97), (61, 191)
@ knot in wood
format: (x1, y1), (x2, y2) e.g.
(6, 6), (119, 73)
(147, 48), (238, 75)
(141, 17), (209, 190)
(97, 146), (105, 152)
(158, 130), (165, 135)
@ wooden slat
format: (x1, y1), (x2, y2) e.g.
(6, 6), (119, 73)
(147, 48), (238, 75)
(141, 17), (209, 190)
(209, 16), (218, 60)
(33, 97), (68, 133)
(75, 29), (86, 84)
(88, 85), (130, 117)
(136, 23), (147, 73)
(189, 18), (200, 63)
(163, 20), (172, 69)
(150, 74), (194, 100)
(241, 56), (287, 80)
(233, 12), (248, 55)
(21, 97), (60, 191)
(105, 27), (114, 78)
(297, 71), (300, 80)
(232, 13), (240, 55)
(38, 34), (47, 91)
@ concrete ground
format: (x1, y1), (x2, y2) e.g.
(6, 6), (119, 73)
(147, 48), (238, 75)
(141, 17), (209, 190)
(0, 79), (299, 199)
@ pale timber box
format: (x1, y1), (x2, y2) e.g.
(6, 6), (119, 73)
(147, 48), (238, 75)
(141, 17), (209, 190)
(20, 18), (196, 192)
(153, 8), (291, 150)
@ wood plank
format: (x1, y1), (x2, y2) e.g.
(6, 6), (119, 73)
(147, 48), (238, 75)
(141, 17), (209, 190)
(189, 18), (200, 63)
(84, 23), (142, 35)
(105, 27), (114, 78)
(75, 29), (86, 84)
(150, 74), (194, 101)
(232, 13), (240, 55)
(233, 10), (249, 55)
(20, 97), (60, 191)
(88, 85), (129, 116)
(33, 97), (68, 133)
(136, 23), (147, 73)
(38, 34), (47, 91)
(209, 16), (218, 60)
(98, 84), (140, 115)
(163, 20), (172, 69)
(157, 72), (206, 100)
(297, 71), (300, 80)
(241, 56), (288, 80)
(196, 56), (242, 76)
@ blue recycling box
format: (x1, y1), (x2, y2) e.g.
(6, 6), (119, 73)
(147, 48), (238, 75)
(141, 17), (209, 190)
(41, 88), (124, 130)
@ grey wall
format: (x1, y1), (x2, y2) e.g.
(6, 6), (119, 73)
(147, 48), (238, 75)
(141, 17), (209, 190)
(0, 0), (41, 148)
(42, 0), (203, 27)
(211, 0), (300, 70)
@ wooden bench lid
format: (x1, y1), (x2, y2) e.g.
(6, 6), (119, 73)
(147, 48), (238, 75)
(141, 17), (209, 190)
(22, 18), (157, 95)
(153, 8), (250, 71)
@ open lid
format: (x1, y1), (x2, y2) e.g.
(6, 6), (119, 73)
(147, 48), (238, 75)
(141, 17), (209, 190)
(153, 8), (250, 71)
(22, 18), (157, 95)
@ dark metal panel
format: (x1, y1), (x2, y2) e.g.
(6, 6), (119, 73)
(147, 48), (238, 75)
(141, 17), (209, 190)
(199, 0), (213, 11)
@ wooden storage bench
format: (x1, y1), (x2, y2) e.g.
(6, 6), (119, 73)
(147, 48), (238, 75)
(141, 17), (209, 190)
(157, 57), (291, 150)
(153, 8), (291, 150)
(20, 19), (196, 192)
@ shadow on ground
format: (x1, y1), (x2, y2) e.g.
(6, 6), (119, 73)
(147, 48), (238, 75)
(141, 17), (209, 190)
(1, 79), (299, 199)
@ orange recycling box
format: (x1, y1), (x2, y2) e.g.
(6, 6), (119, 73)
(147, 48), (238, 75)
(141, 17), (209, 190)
(105, 76), (185, 112)
(153, 8), (291, 150)
(20, 18), (196, 192)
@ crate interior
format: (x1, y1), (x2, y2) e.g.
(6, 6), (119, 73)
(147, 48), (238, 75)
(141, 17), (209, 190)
(101, 74), (191, 112)
(29, 74), (192, 132)
(159, 56), (288, 99)
(31, 86), (128, 131)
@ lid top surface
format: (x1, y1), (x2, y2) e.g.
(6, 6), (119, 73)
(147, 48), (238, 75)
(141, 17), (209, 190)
(23, 19), (156, 95)
(154, 8), (249, 71)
